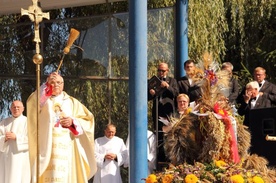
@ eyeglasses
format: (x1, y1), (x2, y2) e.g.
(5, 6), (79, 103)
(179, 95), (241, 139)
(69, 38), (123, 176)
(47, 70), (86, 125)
(254, 74), (264, 76)
(49, 81), (64, 85)
(157, 69), (167, 73)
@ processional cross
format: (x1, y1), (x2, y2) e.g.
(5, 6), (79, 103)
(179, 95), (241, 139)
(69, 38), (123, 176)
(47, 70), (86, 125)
(21, 0), (49, 58)
(21, 1), (49, 182)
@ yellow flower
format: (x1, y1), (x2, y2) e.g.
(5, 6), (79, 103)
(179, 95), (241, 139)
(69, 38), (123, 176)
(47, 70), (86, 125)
(247, 177), (254, 183)
(162, 174), (173, 183)
(215, 160), (227, 168)
(146, 174), (157, 183)
(184, 174), (199, 183)
(230, 174), (244, 183)
(218, 109), (225, 115)
(186, 107), (192, 114)
(246, 171), (252, 178)
(252, 176), (264, 183)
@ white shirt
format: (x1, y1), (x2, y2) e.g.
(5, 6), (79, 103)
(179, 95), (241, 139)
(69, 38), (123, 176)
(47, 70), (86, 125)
(250, 94), (260, 108)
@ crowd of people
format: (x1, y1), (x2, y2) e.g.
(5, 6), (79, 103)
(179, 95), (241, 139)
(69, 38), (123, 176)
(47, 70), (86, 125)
(0, 71), (157, 183)
(148, 61), (276, 170)
(1, 61), (276, 183)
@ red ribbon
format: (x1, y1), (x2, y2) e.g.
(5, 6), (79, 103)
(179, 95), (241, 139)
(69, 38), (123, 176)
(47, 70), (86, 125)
(213, 103), (240, 163)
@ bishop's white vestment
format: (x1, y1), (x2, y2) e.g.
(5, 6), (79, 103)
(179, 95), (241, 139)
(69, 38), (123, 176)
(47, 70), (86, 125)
(27, 91), (97, 183)
(93, 136), (127, 183)
(0, 114), (31, 183)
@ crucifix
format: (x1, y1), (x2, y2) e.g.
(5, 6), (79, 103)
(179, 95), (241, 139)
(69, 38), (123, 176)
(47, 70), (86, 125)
(21, 0), (49, 56)
(21, 1), (50, 183)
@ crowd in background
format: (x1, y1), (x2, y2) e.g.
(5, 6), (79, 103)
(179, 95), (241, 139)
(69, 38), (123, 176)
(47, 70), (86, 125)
(1, 60), (276, 183)
(147, 61), (276, 170)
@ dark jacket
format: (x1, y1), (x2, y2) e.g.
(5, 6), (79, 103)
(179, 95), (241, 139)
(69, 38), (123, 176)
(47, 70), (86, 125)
(238, 95), (271, 126)
(177, 76), (201, 102)
(148, 76), (179, 130)
(237, 81), (276, 106)
(228, 76), (239, 104)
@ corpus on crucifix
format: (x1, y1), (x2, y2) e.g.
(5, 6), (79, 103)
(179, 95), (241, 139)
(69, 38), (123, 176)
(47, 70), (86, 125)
(21, 0), (49, 52)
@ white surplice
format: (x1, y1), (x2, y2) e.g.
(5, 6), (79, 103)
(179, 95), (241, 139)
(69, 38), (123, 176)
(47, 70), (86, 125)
(124, 130), (157, 174)
(0, 115), (30, 183)
(93, 136), (127, 183)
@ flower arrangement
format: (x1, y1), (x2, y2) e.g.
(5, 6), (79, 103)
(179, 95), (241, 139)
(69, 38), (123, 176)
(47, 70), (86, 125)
(148, 52), (276, 183)
(144, 160), (266, 183)
(204, 69), (218, 86)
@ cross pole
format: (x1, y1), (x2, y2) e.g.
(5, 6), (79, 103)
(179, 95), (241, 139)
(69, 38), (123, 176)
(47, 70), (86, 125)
(21, 1), (50, 182)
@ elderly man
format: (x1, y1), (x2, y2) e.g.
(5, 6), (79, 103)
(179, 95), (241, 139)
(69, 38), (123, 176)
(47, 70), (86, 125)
(27, 72), (96, 183)
(0, 100), (30, 183)
(148, 62), (179, 129)
(148, 62), (178, 164)
(237, 67), (276, 106)
(238, 81), (271, 126)
(93, 124), (127, 183)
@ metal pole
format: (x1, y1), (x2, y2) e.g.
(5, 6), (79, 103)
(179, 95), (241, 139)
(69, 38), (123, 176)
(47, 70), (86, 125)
(33, 31), (43, 183)
(175, 0), (189, 79)
(35, 60), (41, 183)
(21, 2), (50, 182)
(155, 98), (159, 170)
(106, 0), (112, 124)
(129, 0), (148, 182)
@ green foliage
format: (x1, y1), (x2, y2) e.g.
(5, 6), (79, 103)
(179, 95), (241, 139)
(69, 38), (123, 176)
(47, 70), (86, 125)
(188, 0), (228, 64)
(148, 0), (176, 9)
(224, 0), (276, 82)
(0, 1), (276, 182)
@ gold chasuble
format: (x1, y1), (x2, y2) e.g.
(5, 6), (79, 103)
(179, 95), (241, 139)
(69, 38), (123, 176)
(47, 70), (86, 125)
(27, 91), (97, 183)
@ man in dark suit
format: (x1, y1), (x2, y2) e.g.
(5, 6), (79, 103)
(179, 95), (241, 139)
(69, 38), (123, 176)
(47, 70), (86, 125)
(177, 59), (201, 102)
(238, 81), (271, 126)
(148, 62), (178, 164)
(237, 67), (276, 106)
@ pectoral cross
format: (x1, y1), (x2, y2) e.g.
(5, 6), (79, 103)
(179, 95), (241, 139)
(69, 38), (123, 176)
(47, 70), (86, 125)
(21, 0), (50, 54)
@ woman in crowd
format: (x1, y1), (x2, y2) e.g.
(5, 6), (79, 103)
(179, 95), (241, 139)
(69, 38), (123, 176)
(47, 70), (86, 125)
(175, 93), (190, 118)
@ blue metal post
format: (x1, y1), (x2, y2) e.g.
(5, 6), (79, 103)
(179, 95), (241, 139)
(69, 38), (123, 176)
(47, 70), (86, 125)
(129, 0), (148, 182)
(175, 0), (189, 79)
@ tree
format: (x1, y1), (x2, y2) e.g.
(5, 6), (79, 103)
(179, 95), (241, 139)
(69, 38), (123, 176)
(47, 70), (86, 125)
(0, 1), (275, 182)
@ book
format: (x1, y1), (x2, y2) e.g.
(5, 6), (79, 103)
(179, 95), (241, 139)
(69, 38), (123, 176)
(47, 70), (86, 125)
(148, 75), (165, 97)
